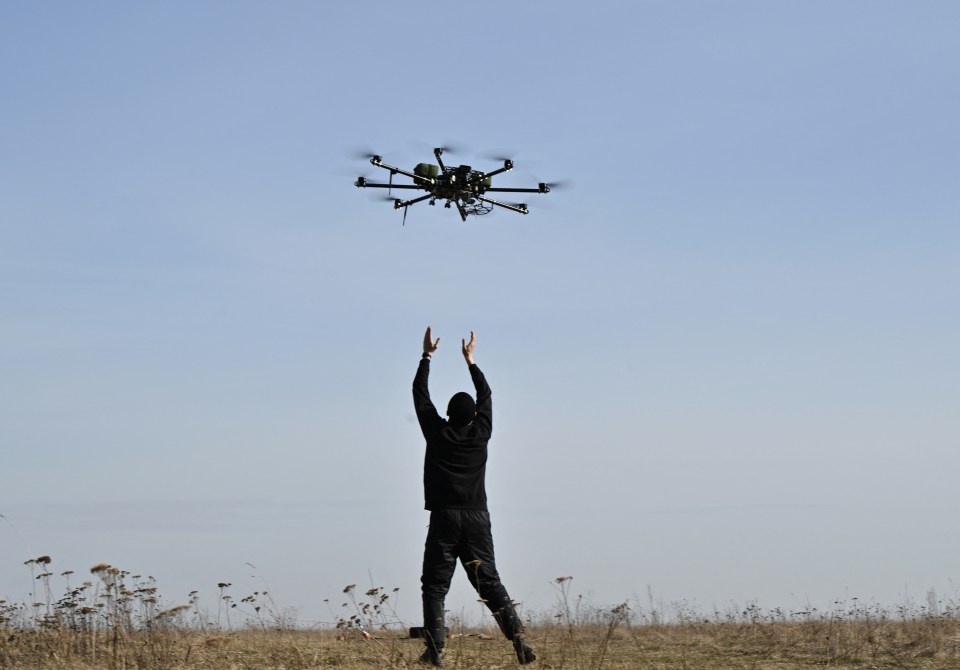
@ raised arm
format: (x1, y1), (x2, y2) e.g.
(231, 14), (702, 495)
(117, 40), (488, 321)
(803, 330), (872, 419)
(413, 326), (443, 438)
(463, 331), (492, 435)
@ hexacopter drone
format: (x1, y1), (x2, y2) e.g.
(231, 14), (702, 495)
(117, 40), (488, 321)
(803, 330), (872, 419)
(354, 147), (555, 223)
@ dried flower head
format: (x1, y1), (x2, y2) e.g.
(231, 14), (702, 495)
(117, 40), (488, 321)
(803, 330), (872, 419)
(157, 604), (190, 618)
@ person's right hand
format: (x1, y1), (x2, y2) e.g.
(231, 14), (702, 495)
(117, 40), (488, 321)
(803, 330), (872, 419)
(423, 326), (440, 356)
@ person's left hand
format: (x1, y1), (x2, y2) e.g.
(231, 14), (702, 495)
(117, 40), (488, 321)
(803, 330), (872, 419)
(462, 331), (476, 365)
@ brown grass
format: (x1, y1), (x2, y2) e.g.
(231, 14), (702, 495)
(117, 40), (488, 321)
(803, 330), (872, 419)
(5, 558), (960, 668)
(4, 619), (960, 669)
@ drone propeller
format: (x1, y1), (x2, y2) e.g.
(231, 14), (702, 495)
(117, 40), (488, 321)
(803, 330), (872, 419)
(539, 179), (573, 191)
(368, 194), (407, 223)
(350, 146), (400, 165)
(480, 150), (519, 163)
(349, 147), (379, 160)
(409, 139), (467, 156)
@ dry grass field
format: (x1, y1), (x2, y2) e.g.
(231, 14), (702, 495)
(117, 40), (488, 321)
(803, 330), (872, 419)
(4, 560), (960, 669)
(6, 618), (960, 669)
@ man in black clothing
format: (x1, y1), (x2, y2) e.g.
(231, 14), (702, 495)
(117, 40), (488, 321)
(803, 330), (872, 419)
(413, 326), (536, 667)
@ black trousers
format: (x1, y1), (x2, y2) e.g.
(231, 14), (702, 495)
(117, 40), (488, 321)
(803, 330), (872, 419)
(421, 508), (524, 650)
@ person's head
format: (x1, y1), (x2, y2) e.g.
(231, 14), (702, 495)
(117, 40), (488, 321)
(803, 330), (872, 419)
(446, 392), (476, 425)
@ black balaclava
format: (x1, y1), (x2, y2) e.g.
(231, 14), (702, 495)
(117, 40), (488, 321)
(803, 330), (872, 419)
(446, 392), (476, 425)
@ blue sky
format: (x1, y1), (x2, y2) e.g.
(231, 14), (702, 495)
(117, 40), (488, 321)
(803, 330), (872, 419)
(2, 2), (958, 626)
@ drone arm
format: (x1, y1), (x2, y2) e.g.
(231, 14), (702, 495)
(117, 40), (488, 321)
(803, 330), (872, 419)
(370, 157), (434, 185)
(485, 184), (550, 194)
(433, 148), (447, 172)
(396, 193), (434, 208)
(475, 160), (513, 183)
(475, 195), (529, 215)
(355, 180), (422, 190)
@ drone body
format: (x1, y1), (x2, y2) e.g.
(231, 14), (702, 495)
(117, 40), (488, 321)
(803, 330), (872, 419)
(355, 147), (552, 223)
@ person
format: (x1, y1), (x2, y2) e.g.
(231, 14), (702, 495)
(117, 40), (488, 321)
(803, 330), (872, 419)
(412, 326), (536, 667)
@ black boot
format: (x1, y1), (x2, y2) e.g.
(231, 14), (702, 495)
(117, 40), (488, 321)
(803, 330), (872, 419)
(491, 603), (535, 664)
(513, 636), (537, 665)
(421, 599), (446, 667)
(419, 645), (444, 667)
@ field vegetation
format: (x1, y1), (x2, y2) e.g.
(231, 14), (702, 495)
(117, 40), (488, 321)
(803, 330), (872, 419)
(4, 558), (960, 669)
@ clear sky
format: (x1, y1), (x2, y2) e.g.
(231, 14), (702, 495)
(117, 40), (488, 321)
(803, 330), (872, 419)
(2, 2), (958, 627)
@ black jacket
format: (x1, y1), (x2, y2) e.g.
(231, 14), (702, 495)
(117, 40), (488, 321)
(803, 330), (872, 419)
(413, 359), (492, 511)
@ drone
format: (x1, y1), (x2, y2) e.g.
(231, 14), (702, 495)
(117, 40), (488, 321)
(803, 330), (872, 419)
(354, 147), (556, 223)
